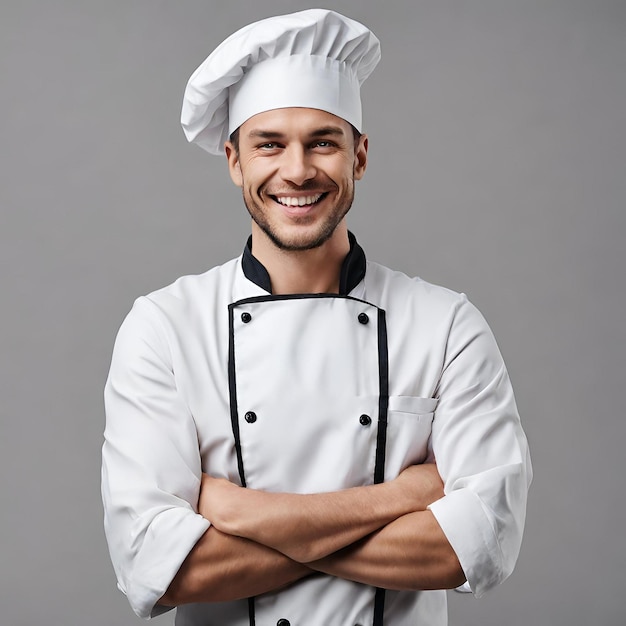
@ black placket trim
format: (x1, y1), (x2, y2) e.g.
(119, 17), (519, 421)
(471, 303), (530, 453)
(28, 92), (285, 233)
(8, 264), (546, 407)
(241, 231), (366, 295)
(247, 598), (256, 626)
(228, 304), (256, 623)
(227, 305), (247, 488)
(374, 308), (389, 485)
(373, 308), (389, 626)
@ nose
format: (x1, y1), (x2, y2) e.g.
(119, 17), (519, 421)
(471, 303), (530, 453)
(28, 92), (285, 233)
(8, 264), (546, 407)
(279, 145), (317, 186)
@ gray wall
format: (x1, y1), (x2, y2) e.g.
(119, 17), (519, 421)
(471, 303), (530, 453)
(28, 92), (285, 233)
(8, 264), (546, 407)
(2, 1), (624, 624)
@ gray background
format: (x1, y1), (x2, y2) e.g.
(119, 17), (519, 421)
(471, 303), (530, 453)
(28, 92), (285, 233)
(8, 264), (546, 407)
(1, 1), (624, 625)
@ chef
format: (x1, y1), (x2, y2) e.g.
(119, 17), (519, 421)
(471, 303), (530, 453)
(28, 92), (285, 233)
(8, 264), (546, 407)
(102, 9), (532, 626)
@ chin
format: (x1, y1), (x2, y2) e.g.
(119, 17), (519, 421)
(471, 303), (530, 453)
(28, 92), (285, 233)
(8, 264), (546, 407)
(264, 225), (336, 251)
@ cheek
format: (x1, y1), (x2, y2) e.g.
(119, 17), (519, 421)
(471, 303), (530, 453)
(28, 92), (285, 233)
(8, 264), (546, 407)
(330, 159), (356, 183)
(242, 163), (276, 191)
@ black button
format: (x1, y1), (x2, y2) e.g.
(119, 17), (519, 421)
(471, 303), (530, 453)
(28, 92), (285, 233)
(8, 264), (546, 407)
(358, 312), (369, 324)
(244, 411), (257, 423)
(277, 620), (291, 626)
(359, 414), (371, 426)
(241, 312), (252, 323)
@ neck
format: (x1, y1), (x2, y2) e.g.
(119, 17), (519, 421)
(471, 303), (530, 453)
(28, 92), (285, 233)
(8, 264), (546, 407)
(250, 223), (351, 295)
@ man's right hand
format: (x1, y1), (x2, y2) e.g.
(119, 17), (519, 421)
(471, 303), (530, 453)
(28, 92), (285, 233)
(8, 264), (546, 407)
(393, 463), (445, 512)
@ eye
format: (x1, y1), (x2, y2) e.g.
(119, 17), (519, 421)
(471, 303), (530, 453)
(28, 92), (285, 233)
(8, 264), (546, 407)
(313, 140), (337, 150)
(259, 142), (279, 150)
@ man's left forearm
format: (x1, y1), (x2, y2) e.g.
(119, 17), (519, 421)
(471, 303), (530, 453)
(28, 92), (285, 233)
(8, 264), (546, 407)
(309, 509), (466, 591)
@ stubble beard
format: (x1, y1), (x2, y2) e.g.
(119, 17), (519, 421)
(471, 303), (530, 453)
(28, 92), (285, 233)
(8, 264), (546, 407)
(241, 182), (355, 252)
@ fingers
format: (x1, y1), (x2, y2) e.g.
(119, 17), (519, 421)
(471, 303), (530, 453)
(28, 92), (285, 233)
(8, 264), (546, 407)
(395, 463), (444, 510)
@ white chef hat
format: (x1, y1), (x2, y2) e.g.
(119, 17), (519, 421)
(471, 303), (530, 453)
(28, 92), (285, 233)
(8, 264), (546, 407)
(181, 9), (381, 155)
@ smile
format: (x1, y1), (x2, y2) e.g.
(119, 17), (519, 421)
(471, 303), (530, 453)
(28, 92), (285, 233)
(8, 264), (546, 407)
(271, 193), (327, 207)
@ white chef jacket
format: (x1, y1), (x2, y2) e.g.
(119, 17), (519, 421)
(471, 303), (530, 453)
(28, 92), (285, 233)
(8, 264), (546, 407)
(102, 234), (532, 625)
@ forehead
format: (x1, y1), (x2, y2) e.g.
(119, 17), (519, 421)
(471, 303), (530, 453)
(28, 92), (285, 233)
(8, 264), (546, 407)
(239, 107), (352, 139)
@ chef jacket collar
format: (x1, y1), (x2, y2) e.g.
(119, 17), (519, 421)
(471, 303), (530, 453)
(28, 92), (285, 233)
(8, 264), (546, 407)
(241, 231), (366, 295)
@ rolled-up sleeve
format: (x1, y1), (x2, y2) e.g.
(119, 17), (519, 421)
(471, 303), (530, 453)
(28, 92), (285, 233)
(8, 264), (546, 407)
(102, 297), (210, 619)
(427, 295), (532, 597)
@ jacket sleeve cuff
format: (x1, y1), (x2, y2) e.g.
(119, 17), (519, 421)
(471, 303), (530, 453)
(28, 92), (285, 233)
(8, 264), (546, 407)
(428, 488), (504, 598)
(123, 509), (211, 619)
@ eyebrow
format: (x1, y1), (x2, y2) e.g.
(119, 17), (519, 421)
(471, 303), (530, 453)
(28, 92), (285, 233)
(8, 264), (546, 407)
(310, 126), (346, 138)
(247, 126), (347, 140)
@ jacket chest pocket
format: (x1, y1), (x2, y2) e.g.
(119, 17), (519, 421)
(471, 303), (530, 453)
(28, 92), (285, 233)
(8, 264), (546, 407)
(385, 396), (437, 478)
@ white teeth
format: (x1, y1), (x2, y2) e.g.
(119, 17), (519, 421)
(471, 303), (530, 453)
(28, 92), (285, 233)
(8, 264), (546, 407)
(275, 194), (322, 207)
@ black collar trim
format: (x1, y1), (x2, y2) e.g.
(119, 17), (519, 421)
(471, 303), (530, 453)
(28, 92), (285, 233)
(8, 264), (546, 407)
(241, 232), (367, 295)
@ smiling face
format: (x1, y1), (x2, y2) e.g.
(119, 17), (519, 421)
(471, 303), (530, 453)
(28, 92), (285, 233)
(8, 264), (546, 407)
(225, 107), (368, 252)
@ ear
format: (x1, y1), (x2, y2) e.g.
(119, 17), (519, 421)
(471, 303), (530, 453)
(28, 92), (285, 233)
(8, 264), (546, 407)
(353, 134), (368, 180)
(224, 141), (243, 187)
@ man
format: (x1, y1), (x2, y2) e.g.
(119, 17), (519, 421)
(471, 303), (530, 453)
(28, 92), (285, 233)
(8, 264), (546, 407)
(102, 9), (532, 626)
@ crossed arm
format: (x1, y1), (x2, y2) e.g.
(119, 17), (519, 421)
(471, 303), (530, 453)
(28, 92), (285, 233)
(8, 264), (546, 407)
(160, 464), (465, 606)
